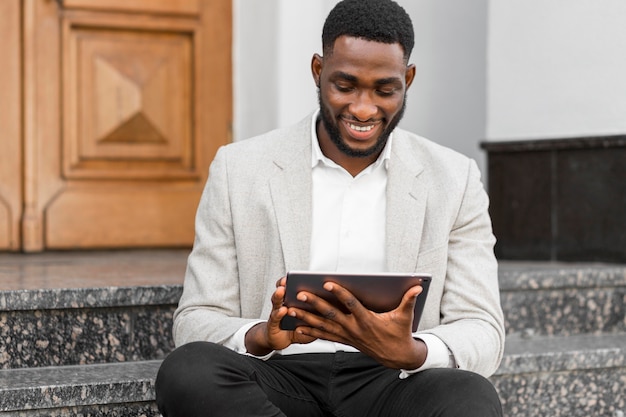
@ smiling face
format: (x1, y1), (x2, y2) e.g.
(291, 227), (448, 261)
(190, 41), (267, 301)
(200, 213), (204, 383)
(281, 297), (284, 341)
(312, 35), (415, 175)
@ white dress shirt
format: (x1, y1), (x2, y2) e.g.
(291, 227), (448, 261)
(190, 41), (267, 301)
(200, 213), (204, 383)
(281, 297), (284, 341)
(225, 111), (454, 377)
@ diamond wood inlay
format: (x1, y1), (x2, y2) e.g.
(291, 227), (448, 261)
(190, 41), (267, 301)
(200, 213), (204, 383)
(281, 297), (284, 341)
(94, 57), (166, 144)
(63, 23), (196, 179)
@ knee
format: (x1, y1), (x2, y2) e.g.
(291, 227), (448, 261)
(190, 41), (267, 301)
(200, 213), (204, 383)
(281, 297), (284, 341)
(437, 370), (502, 417)
(155, 342), (228, 416)
(156, 342), (220, 387)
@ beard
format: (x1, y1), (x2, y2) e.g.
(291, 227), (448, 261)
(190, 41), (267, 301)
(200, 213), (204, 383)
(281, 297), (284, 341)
(317, 90), (407, 158)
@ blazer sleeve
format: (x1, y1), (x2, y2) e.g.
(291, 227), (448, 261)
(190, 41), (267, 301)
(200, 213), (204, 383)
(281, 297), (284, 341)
(419, 159), (505, 377)
(172, 146), (259, 347)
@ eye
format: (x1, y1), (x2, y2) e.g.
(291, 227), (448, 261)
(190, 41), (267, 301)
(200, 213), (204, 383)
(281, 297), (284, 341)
(376, 88), (396, 97)
(335, 83), (354, 93)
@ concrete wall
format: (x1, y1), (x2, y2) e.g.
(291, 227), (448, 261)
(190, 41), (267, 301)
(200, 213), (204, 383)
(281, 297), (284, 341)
(486, 0), (626, 141)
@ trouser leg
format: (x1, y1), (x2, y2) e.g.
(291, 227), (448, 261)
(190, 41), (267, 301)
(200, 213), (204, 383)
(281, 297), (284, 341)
(156, 343), (503, 417)
(329, 353), (503, 417)
(155, 342), (333, 417)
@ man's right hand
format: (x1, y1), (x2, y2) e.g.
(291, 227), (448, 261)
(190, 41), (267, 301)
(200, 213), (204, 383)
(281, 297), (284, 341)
(244, 277), (317, 356)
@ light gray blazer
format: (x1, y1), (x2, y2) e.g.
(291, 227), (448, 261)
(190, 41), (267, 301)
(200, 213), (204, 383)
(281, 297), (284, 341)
(173, 113), (505, 377)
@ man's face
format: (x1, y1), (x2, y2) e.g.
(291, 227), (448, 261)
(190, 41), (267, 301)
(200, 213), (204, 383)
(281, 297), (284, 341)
(312, 36), (415, 163)
(318, 91), (406, 159)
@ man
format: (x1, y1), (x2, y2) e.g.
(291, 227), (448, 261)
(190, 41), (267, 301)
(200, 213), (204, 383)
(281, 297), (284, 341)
(156, 1), (505, 416)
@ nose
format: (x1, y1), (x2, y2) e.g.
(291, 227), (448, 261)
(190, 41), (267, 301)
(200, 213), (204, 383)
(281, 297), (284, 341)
(349, 91), (378, 121)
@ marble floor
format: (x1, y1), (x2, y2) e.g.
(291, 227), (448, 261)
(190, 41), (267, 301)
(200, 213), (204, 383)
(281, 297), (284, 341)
(0, 249), (189, 290)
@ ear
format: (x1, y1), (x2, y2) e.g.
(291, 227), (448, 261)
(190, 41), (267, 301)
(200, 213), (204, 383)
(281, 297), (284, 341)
(311, 53), (323, 88)
(405, 63), (416, 89)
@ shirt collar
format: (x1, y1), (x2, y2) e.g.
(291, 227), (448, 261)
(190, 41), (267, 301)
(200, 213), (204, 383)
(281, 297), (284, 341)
(310, 109), (393, 170)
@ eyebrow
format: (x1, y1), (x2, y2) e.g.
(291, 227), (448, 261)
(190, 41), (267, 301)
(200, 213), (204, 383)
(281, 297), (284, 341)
(332, 71), (402, 86)
(333, 71), (358, 82)
(374, 77), (403, 86)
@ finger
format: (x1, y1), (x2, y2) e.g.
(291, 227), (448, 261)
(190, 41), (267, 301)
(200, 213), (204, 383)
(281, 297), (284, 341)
(275, 276), (286, 288)
(291, 310), (345, 343)
(269, 304), (289, 325)
(297, 323), (347, 345)
(291, 291), (344, 331)
(271, 285), (286, 310)
(269, 286), (289, 327)
(291, 330), (318, 345)
(397, 285), (422, 315)
(296, 289), (346, 320)
(322, 282), (362, 314)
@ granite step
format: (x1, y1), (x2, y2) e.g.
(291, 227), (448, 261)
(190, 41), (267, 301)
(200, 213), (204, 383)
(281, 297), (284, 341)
(0, 251), (185, 369)
(0, 285), (180, 369)
(0, 360), (161, 416)
(1, 333), (624, 417)
(1, 252), (625, 416)
(1, 257), (625, 368)
(498, 262), (626, 337)
(492, 332), (626, 417)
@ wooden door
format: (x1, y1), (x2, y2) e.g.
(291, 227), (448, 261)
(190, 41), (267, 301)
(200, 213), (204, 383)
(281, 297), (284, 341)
(0, 1), (23, 251)
(0, 0), (231, 251)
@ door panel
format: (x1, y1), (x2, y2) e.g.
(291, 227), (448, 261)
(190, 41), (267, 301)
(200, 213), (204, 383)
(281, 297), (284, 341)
(16, 0), (232, 251)
(62, 0), (201, 15)
(46, 187), (201, 247)
(62, 12), (197, 180)
(0, 0), (22, 250)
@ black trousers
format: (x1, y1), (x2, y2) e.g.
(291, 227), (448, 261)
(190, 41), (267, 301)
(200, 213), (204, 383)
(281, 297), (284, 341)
(155, 342), (503, 417)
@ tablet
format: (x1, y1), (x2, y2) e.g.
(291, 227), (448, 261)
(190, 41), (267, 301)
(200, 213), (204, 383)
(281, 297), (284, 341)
(280, 271), (431, 332)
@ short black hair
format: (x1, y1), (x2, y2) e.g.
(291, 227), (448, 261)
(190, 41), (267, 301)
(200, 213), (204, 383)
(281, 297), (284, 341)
(322, 0), (414, 61)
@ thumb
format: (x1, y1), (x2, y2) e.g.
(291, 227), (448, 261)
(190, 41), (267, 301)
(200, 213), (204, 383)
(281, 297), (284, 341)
(399, 285), (423, 315)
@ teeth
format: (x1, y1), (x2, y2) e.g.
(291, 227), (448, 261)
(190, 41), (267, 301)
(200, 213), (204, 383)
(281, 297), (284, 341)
(349, 123), (374, 132)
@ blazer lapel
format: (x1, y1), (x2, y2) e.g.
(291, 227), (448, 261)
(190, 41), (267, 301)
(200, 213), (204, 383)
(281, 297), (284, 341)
(386, 133), (428, 272)
(269, 126), (313, 272)
(267, 119), (428, 274)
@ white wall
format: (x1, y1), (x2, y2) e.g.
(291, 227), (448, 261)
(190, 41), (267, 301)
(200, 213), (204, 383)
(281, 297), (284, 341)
(233, 0), (280, 139)
(234, 0), (488, 173)
(233, 0), (336, 141)
(487, 0), (626, 141)
(400, 0), (487, 173)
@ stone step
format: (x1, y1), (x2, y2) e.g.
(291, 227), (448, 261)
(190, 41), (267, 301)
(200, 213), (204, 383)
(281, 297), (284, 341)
(0, 360), (161, 416)
(1, 252), (623, 415)
(0, 250), (186, 369)
(492, 332), (626, 417)
(1, 258), (625, 368)
(1, 333), (624, 417)
(498, 262), (626, 337)
(0, 284), (180, 369)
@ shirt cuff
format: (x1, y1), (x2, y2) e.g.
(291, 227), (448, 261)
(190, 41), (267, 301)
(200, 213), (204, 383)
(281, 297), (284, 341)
(222, 320), (277, 361)
(399, 334), (456, 379)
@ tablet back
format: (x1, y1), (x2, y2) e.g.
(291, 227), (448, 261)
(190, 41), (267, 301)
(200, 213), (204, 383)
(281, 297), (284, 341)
(280, 271), (431, 332)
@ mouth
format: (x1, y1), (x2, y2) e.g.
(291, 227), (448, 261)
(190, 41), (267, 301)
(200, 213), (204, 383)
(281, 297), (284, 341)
(341, 118), (382, 140)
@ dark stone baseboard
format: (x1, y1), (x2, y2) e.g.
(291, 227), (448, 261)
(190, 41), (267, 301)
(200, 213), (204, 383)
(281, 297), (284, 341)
(481, 135), (626, 262)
